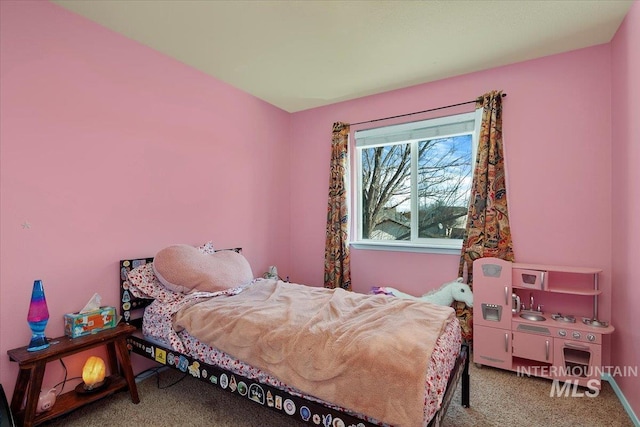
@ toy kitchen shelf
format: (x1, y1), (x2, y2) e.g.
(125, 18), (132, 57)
(511, 262), (605, 322)
(513, 263), (602, 293)
(473, 258), (615, 389)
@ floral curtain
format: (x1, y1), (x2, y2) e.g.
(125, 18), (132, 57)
(455, 90), (515, 342)
(324, 122), (352, 290)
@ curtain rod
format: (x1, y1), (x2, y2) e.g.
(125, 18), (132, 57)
(349, 92), (507, 127)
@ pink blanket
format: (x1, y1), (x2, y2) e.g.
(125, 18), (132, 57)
(174, 279), (456, 427)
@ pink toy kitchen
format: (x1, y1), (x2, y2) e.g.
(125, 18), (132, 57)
(473, 257), (615, 389)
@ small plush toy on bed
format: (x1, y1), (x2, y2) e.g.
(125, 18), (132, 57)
(371, 278), (473, 307)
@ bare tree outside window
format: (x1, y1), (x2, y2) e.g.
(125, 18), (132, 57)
(359, 135), (473, 243)
(354, 110), (480, 249)
(361, 143), (411, 240)
(417, 135), (473, 239)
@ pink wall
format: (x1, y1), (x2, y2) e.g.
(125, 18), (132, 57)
(611, 0), (640, 418)
(290, 46), (612, 308)
(0, 1), (291, 398)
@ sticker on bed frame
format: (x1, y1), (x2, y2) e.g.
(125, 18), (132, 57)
(209, 374), (218, 385)
(220, 373), (228, 389)
(155, 348), (166, 364)
(333, 418), (346, 427)
(283, 398), (296, 415)
(135, 342), (165, 365)
(170, 355), (188, 372)
(248, 384), (265, 404)
(237, 381), (247, 396)
(188, 361), (201, 378)
(300, 406), (311, 422)
(120, 266), (129, 281)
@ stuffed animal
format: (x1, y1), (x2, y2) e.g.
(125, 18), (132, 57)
(372, 278), (473, 307)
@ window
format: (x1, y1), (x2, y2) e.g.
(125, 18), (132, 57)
(353, 110), (482, 253)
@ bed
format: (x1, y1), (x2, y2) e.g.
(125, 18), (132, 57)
(119, 245), (469, 427)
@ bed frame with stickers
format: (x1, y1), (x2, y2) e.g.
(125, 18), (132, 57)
(119, 252), (470, 427)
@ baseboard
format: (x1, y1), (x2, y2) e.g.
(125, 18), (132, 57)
(602, 373), (640, 427)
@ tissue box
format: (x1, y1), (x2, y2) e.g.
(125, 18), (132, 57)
(64, 306), (117, 338)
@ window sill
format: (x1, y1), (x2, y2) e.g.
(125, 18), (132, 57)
(350, 241), (461, 255)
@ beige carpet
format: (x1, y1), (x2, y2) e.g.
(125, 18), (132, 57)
(42, 363), (634, 427)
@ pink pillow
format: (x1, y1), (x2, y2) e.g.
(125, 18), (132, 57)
(127, 262), (182, 303)
(152, 244), (253, 294)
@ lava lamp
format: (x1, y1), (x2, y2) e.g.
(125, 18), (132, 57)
(27, 280), (50, 351)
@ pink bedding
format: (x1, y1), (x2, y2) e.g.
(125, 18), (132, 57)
(175, 279), (455, 427)
(135, 277), (461, 427)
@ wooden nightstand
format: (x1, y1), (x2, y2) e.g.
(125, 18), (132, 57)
(7, 323), (139, 427)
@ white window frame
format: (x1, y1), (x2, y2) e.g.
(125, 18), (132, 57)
(351, 109), (483, 254)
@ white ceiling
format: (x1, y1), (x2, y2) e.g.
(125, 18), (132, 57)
(52, 0), (633, 113)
